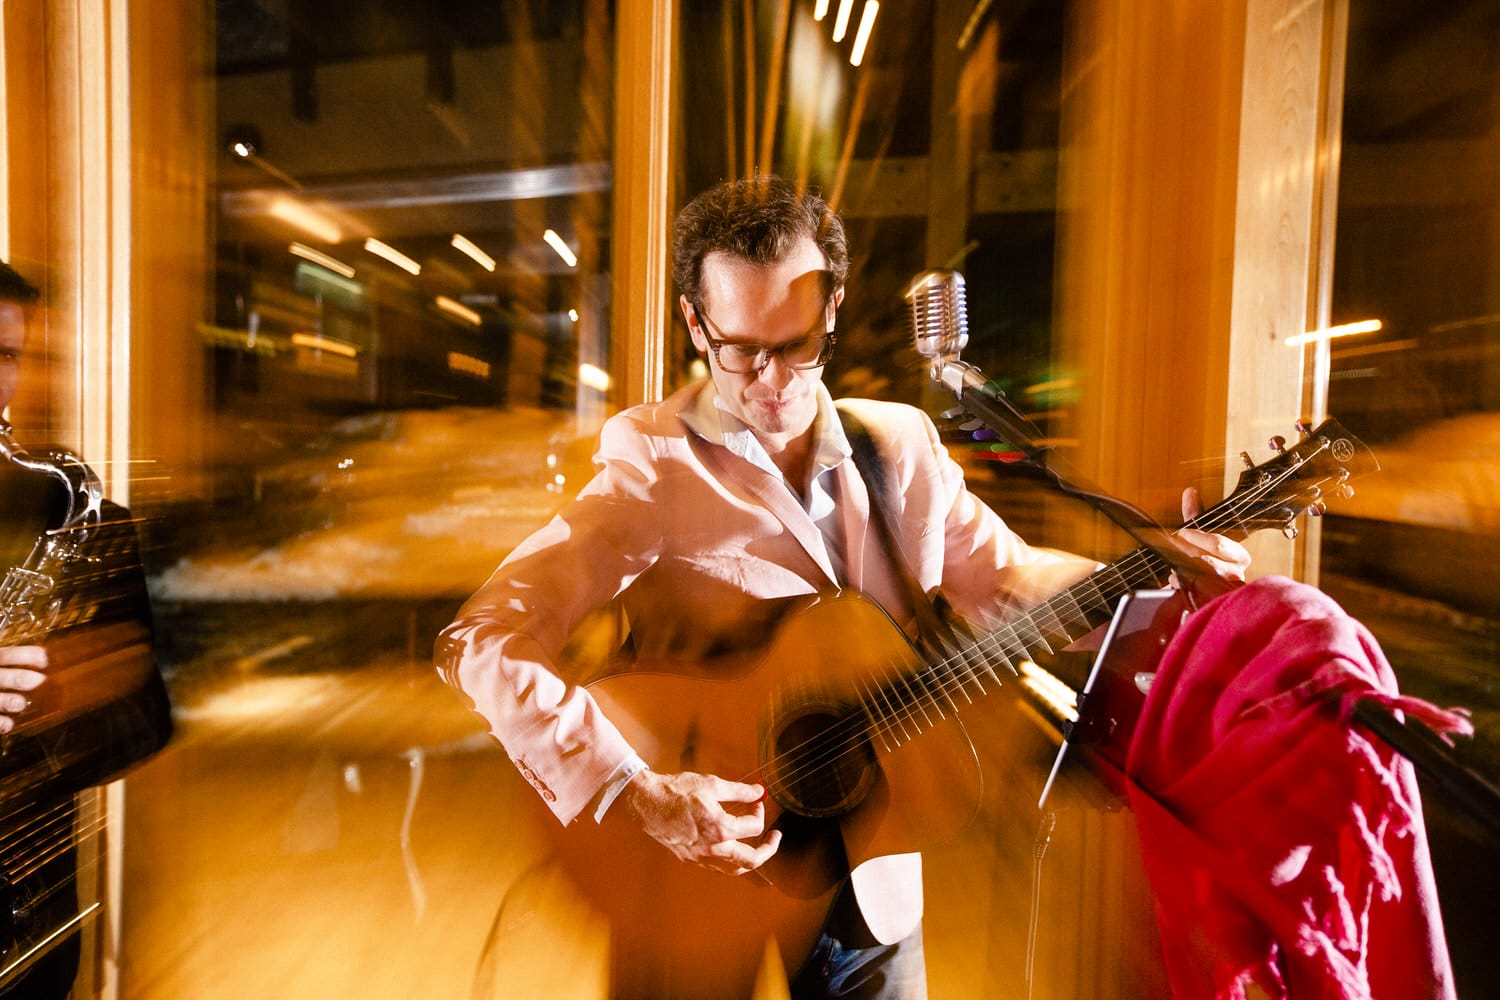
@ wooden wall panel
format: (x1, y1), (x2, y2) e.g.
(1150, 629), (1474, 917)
(1053, 0), (1337, 578)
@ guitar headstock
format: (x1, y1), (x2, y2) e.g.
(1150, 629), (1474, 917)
(1204, 418), (1380, 539)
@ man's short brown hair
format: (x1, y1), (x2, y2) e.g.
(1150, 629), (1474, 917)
(672, 175), (848, 309)
(0, 260), (40, 306)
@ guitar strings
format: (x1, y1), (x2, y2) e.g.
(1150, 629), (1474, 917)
(745, 447), (1327, 793)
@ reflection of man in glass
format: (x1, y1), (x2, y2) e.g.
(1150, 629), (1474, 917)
(439, 178), (1248, 998)
(0, 260), (172, 998)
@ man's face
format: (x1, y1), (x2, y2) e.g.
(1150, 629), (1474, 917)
(0, 302), (25, 413)
(682, 237), (843, 449)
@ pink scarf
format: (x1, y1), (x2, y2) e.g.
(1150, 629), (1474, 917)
(1125, 576), (1470, 999)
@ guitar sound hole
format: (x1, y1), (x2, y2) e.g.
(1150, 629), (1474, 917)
(763, 705), (876, 818)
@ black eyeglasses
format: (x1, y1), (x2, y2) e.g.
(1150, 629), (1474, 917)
(691, 302), (836, 375)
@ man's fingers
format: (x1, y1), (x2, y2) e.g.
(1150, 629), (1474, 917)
(708, 775), (768, 805)
(711, 802), (767, 842)
(0, 666), (46, 692)
(704, 827), (782, 875)
(1181, 486), (1203, 522)
(1176, 528), (1251, 578)
(0, 646), (47, 670)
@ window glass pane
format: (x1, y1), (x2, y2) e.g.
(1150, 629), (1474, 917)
(119, 4), (617, 995)
(1323, 4), (1498, 991)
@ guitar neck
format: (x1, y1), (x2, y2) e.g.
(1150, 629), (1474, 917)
(851, 417), (1378, 752)
(858, 542), (1172, 749)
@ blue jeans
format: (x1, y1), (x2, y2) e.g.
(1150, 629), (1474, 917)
(789, 884), (928, 999)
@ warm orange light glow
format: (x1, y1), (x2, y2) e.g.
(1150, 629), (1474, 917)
(447, 352), (490, 378)
(290, 332), (359, 358)
(268, 198), (342, 243)
(578, 363), (612, 392)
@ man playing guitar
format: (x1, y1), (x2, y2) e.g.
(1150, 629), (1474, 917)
(437, 176), (1249, 998)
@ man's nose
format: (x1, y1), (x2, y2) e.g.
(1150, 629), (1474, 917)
(757, 353), (796, 389)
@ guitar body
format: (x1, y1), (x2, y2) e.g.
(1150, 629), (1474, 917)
(559, 592), (982, 995)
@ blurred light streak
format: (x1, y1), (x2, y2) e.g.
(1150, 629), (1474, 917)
(833, 0), (855, 42)
(578, 363), (612, 392)
(957, 0), (995, 50)
(294, 262), (363, 298)
(1024, 377), (1074, 396)
(290, 332), (358, 358)
(1019, 660), (1079, 723)
(450, 234), (496, 272)
(220, 164), (611, 217)
(815, 0), (830, 20)
(1284, 318), (1381, 346)
(447, 352), (490, 378)
(289, 242), (355, 278)
(267, 197), (342, 243)
(364, 238), (421, 275)
(1331, 337), (1418, 361)
(435, 296), (482, 326)
(543, 229), (578, 268)
(850, 2), (879, 66)
(1429, 312), (1500, 334)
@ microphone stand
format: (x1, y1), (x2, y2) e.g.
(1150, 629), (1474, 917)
(925, 354), (1202, 581)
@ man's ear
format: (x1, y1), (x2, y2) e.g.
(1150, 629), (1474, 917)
(833, 285), (845, 310)
(682, 294), (708, 352)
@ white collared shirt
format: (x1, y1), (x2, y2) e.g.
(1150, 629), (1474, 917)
(679, 379), (853, 586)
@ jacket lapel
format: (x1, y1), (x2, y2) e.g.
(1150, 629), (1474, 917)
(692, 437), (842, 587)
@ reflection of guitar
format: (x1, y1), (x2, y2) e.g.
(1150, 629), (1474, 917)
(561, 419), (1378, 991)
(0, 504), (172, 991)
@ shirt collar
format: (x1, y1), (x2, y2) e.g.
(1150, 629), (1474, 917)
(680, 379), (852, 481)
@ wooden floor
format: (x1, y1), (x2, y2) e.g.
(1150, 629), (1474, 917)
(114, 640), (1158, 999)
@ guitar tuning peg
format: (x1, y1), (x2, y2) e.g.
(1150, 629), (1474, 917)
(1240, 451), (1255, 469)
(1268, 435), (1287, 454)
(1295, 420), (1313, 438)
(1308, 501), (1327, 517)
(1335, 483), (1355, 500)
(942, 407), (966, 421)
(1281, 524), (1300, 540)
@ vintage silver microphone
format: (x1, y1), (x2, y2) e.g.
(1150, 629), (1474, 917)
(905, 269), (969, 377)
(903, 269), (1049, 460)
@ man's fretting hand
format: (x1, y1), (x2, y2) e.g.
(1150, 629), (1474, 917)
(617, 768), (783, 877)
(1171, 487), (1252, 601)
